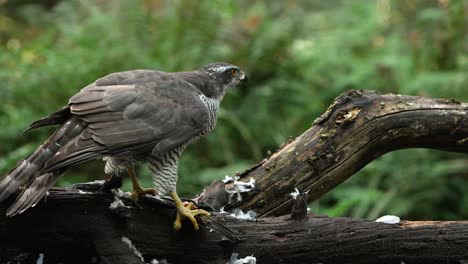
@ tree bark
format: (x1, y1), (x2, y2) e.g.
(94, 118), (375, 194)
(199, 90), (468, 216)
(2, 187), (468, 264)
(1, 90), (467, 264)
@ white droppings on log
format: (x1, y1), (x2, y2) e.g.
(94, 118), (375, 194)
(78, 190), (91, 194)
(121, 236), (144, 262)
(375, 215), (400, 224)
(228, 253), (256, 264)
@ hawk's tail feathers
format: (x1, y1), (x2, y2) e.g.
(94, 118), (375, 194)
(0, 144), (56, 204)
(6, 170), (63, 216)
(0, 117), (84, 210)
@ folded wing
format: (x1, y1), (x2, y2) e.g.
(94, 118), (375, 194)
(43, 71), (209, 172)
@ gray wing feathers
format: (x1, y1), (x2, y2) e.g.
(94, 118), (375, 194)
(69, 85), (154, 147)
(41, 75), (209, 171)
(81, 111), (123, 123)
(44, 128), (101, 172)
(95, 70), (163, 86)
(91, 122), (154, 147)
(153, 123), (202, 155)
(24, 106), (71, 132)
(70, 79), (209, 154)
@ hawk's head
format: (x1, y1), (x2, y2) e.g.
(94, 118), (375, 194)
(201, 62), (247, 95)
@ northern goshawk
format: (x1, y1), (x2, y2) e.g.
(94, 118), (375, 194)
(0, 62), (247, 230)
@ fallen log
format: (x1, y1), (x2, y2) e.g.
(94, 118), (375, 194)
(1, 187), (468, 264)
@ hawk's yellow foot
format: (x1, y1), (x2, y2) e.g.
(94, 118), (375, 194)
(131, 186), (156, 201)
(171, 191), (210, 231)
(127, 168), (156, 201)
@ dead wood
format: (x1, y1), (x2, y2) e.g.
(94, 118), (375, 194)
(199, 90), (468, 217)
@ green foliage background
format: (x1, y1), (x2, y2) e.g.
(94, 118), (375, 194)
(0, 0), (466, 220)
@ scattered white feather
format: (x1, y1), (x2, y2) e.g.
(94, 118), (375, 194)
(235, 178), (256, 192)
(92, 180), (106, 184)
(228, 253), (256, 264)
(109, 189), (130, 209)
(112, 188), (126, 198)
(229, 208), (257, 221)
(149, 259), (168, 264)
(223, 175), (239, 183)
(375, 215), (400, 224)
(36, 253), (44, 264)
(109, 195), (130, 210)
(121, 236), (144, 262)
(225, 177), (256, 202)
(290, 188), (300, 200)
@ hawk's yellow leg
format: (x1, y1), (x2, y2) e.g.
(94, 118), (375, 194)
(171, 191), (210, 231)
(127, 168), (156, 201)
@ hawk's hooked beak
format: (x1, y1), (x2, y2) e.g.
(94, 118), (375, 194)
(239, 73), (248, 83)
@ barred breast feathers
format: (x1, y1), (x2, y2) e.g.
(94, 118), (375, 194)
(198, 93), (220, 135)
(148, 94), (219, 196)
(148, 147), (182, 196)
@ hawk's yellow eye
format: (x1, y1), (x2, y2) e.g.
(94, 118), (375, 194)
(231, 69), (238, 76)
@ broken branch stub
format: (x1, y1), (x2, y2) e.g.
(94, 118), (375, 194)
(199, 90), (468, 217)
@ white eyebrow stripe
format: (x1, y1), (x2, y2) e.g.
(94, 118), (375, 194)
(213, 65), (231, 73)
